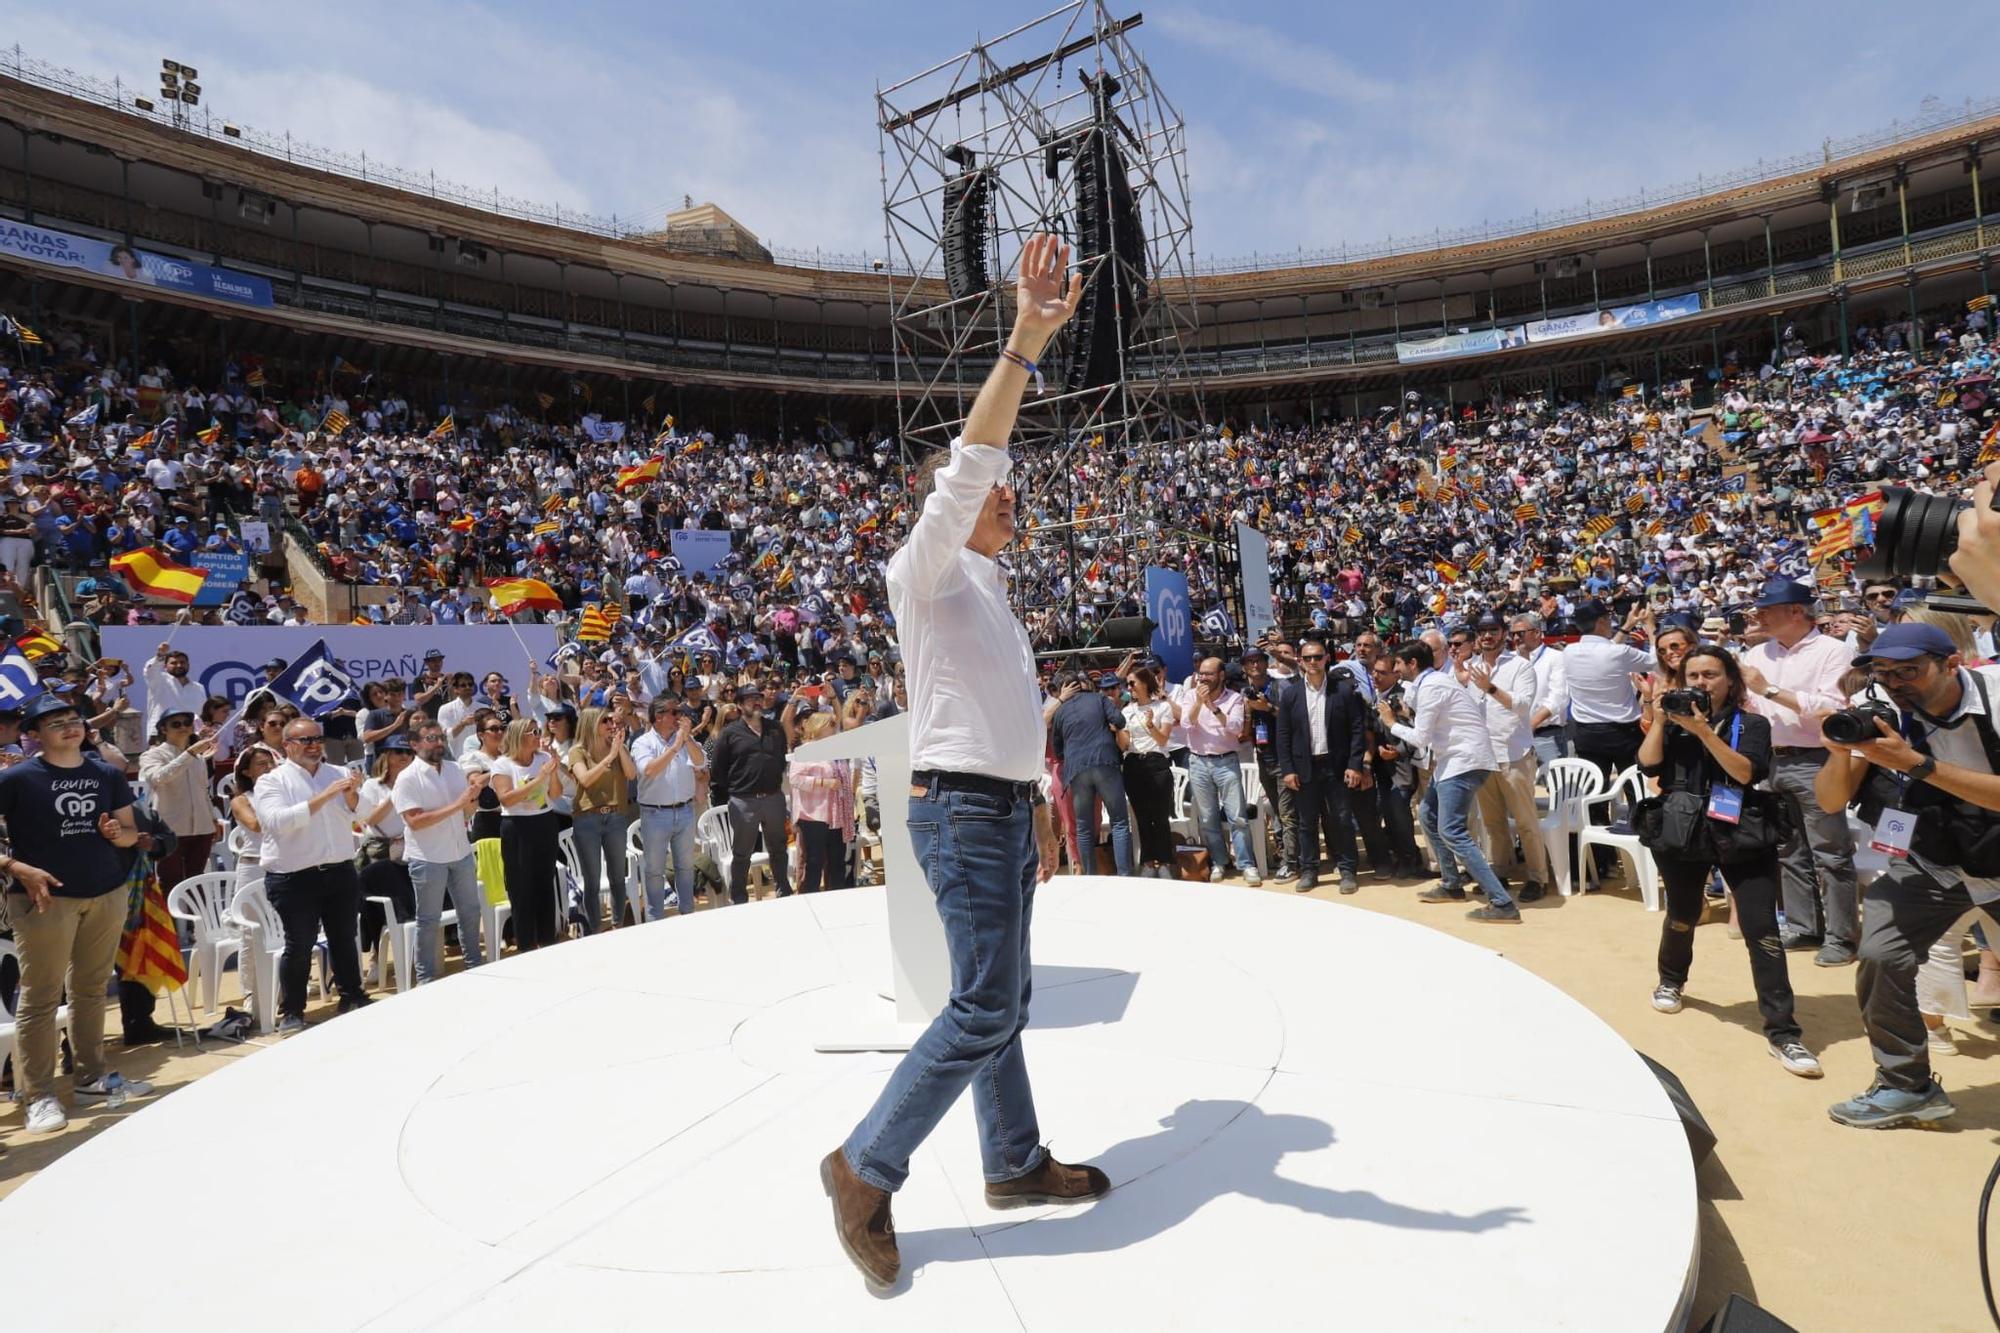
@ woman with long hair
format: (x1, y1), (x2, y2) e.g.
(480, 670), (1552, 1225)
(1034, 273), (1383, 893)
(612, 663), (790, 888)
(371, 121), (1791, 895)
(791, 710), (856, 893)
(228, 744), (277, 894)
(1637, 643), (1821, 1078)
(1121, 666), (1177, 878)
(568, 705), (636, 929)
(490, 717), (567, 950)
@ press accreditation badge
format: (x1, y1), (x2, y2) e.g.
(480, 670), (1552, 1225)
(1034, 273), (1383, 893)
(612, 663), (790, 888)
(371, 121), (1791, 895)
(1869, 808), (1914, 858)
(1706, 784), (1743, 825)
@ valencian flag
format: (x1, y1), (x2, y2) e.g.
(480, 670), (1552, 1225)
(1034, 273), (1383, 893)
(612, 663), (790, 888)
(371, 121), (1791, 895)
(429, 415), (455, 441)
(1624, 493), (1647, 515)
(1689, 513), (1713, 535)
(1644, 517), (1666, 537)
(616, 456), (663, 490)
(1397, 500), (1417, 516)
(320, 408), (351, 435)
(1469, 494), (1492, 514)
(1971, 294), (1995, 313)
(1583, 515), (1618, 539)
(576, 605), (613, 643)
(1466, 550), (1490, 573)
(536, 391), (556, 411)
(485, 576), (563, 616)
(531, 519), (561, 538)
(110, 548), (208, 603)
(1514, 503), (1541, 523)
(196, 420), (223, 445)
(117, 856), (187, 998)
(1342, 525), (1364, 546)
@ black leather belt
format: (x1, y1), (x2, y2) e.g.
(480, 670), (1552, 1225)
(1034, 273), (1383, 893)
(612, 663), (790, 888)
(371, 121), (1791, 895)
(913, 769), (1035, 801)
(641, 800), (691, 810)
(1773, 745), (1828, 757)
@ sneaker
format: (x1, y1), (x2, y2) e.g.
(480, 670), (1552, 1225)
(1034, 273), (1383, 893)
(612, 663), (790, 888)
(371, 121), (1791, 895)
(1418, 886), (1468, 904)
(1338, 870), (1360, 895)
(24, 1094), (66, 1133)
(1242, 867), (1262, 888)
(1272, 864), (1297, 883)
(276, 1014), (307, 1034)
(1813, 941), (1857, 968)
(1651, 984), (1683, 1014)
(1294, 875), (1319, 893)
(1517, 882), (1546, 904)
(1208, 867), (1226, 883)
(1770, 1040), (1823, 1079)
(1778, 931), (1823, 953)
(75, 1072), (154, 1101)
(1927, 1025), (1959, 1059)
(1827, 1077), (1954, 1129)
(337, 994), (375, 1014)
(1466, 904), (1522, 924)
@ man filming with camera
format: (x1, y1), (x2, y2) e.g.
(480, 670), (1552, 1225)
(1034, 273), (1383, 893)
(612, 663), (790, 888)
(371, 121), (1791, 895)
(1812, 622), (2000, 1129)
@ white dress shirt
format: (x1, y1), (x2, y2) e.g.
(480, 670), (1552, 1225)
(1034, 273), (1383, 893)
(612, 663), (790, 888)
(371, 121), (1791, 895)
(1559, 634), (1656, 724)
(889, 439), (1044, 783)
(142, 658), (208, 739)
(1470, 652), (1537, 765)
(630, 728), (701, 805)
(252, 758), (359, 872)
(1528, 645), (1568, 729)
(1390, 668), (1497, 782)
(393, 757), (473, 864)
(1305, 684), (1329, 756)
(437, 697), (480, 752)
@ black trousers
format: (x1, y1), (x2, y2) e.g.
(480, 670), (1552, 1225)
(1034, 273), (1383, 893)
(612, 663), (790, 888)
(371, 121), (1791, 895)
(501, 812), (563, 950)
(1656, 853), (1801, 1043)
(1296, 772), (1360, 877)
(1376, 769), (1422, 868)
(1344, 780), (1391, 872)
(1568, 720), (1643, 782)
(265, 861), (365, 1018)
(797, 819), (850, 893)
(1123, 752), (1177, 866)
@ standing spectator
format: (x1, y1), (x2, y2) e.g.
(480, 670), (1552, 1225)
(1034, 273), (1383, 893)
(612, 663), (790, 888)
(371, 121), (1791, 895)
(359, 678), (412, 771)
(141, 641), (206, 738)
(490, 717), (566, 950)
(1121, 666), (1177, 879)
(1379, 641), (1517, 923)
(707, 684), (793, 903)
(136, 707), (222, 890)
(567, 705), (636, 928)
(436, 672), (481, 755)
(1240, 647), (1296, 880)
(0, 694), (154, 1133)
(251, 716), (369, 1032)
(1274, 638), (1369, 893)
(1050, 671), (1133, 876)
(1740, 577), (1862, 967)
(1369, 653), (1425, 878)
(1560, 600), (1655, 780)
(791, 711), (856, 893)
(1512, 613), (1568, 766)
(1176, 656), (1260, 884)
(631, 696), (703, 918)
(1463, 612), (1550, 901)
(394, 721), (488, 984)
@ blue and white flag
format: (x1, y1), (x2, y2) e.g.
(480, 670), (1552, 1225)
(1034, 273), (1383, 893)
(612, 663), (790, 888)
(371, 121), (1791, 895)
(1200, 606), (1238, 640)
(4, 442), (48, 461)
(672, 624), (724, 656)
(64, 404), (99, 431)
(267, 639), (362, 719)
(0, 646), (44, 712)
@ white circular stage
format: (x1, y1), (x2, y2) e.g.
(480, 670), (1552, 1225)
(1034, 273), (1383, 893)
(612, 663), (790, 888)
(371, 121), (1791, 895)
(1, 878), (1697, 1331)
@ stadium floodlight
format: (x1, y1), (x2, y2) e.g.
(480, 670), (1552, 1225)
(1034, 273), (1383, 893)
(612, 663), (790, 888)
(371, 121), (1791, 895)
(161, 58), (182, 75)
(133, 97), (154, 112)
(182, 83), (201, 104)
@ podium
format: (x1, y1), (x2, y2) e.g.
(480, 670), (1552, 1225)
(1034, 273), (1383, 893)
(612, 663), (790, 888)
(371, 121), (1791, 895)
(788, 714), (948, 1051)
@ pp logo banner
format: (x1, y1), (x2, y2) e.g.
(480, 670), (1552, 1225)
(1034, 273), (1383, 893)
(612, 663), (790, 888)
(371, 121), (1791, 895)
(1145, 566), (1194, 685)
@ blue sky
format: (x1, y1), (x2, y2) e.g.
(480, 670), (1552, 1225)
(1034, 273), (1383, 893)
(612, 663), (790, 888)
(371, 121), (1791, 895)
(15, 2), (1987, 265)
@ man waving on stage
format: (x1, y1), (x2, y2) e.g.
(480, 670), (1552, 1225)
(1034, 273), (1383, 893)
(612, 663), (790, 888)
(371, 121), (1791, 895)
(822, 233), (1108, 1292)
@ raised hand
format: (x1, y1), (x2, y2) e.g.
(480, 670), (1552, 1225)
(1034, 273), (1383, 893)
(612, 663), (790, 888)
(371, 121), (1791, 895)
(1012, 233), (1084, 354)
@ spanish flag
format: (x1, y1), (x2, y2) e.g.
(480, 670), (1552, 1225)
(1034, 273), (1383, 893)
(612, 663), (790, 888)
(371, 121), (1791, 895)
(16, 630), (61, 660)
(485, 576), (563, 615)
(448, 514), (477, 533)
(576, 605), (613, 643)
(1433, 560), (1462, 583)
(110, 547), (208, 604)
(616, 456), (662, 490)
(196, 420), (223, 445)
(856, 513), (881, 535)
(130, 427), (156, 450)
(680, 438), (703, 457)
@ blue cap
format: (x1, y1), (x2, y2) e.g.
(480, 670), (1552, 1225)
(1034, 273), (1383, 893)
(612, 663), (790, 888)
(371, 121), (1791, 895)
(1751, 577), (1815, 609)
(1854, 623), (1958, 664)
(21, 693), (79, 728)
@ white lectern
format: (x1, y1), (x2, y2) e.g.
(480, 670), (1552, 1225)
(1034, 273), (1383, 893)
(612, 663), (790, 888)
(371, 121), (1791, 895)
(788, 714), (948, 1051)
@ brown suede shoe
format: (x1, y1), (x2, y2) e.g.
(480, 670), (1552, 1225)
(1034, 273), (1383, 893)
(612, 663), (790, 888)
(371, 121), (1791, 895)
(985, 1154), (1111, 1209)
(821, 1149), (900, 1290)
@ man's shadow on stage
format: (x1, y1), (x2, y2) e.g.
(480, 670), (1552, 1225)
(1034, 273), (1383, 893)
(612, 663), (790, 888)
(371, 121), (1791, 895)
(905, 1098), (1529, 1272)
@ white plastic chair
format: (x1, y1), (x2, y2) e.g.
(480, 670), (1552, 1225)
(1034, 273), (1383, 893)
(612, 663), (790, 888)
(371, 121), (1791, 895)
(1167, 765), (1196, 844)
(1538, 758), (1606, 896)
(556, 827), (588, 936)
(1577, 766), (1662, 911)
(366, 891), (456, 993)
(623, 820), (646, 923)
(227, 881), (329, 1035)
(1240, 761), (1271, 879)
(697, 803), (769, 899)
(0, 937), (72, 1081)
(166, 871), (247, 1014)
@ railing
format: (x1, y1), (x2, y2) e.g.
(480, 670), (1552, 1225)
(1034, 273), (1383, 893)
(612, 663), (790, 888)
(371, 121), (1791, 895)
(6, 44), (1999, 282)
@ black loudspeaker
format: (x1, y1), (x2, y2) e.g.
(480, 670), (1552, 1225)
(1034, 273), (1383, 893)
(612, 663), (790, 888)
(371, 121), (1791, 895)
(1638, 1053), (1716, 1166)
(941, 145), (991, 304)
(1100, 616), (1157, 649)
(1065, 74), (1149, 394)
(1698, 1295), (1800, 1332)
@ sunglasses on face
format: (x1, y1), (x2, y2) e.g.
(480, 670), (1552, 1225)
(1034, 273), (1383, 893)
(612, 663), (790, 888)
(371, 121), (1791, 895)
(481, 724), (506, 733)
(287, 734), (325, 745)
(1299, 652), (1327, 662)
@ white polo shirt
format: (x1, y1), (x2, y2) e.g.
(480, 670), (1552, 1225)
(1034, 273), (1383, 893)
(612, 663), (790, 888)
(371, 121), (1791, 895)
(393, 757), (473, 865)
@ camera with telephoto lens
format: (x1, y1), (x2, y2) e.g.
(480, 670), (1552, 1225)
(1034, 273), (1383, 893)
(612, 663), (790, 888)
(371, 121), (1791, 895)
(1821, 701), (1900, 746)
(1659, 688), (1709, 717)
(1856, 485), (1981, 581)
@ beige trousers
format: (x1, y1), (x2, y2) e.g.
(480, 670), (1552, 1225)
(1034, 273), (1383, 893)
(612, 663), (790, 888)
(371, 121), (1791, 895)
(1474, 754), (1550, 887)
(7, 889), (124, 1102)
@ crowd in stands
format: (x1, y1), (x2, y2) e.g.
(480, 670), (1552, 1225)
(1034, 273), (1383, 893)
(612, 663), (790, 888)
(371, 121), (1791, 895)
(3, 300), (2000, 1143)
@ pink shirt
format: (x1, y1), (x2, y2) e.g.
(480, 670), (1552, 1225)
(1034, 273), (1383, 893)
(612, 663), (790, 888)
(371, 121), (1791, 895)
(790, 758), (855, 831)
(1175, 685), (1245, 757)
(1743, 628), (1853, 748)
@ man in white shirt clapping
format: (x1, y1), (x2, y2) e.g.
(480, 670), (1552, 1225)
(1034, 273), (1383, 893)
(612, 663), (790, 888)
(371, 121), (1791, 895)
(251, 718), (368, 1030)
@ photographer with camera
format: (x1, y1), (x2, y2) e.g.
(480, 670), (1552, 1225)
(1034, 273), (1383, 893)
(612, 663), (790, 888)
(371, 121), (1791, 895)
(1739, 577), (1862, 967)
(1812, 622), (2000, 1129)
(1636, 646), (1822, 1077)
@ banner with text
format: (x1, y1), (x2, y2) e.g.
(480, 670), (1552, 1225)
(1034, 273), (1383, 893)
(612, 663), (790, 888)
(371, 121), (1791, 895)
(102, 624), (558, 722)
(669, 528), (734, 577)
(190, 551), (255, 607)
(1524, 292), (1704, 345)
(1235, 523), (1277, 646)
(0, 219), (274, 309)
(1397, 327), (1503, 364)
(1144, 566), (1194, 686)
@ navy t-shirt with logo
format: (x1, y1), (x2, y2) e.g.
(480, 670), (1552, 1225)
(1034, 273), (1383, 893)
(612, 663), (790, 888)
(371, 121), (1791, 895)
(0, 755), (136, 899)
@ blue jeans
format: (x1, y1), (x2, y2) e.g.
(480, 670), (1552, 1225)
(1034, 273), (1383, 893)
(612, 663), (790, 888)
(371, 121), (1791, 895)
(1420, 770), (1512, 907)
(1531, 730), (1567, 769)
(1067, 762), (1134, 876)
(639, 803), (697, 918)
(571, 810), (631, 930)
(407, 854), (485, 984)
(1187, 752), (1255, 872)
(842, 783), (1045, 1193)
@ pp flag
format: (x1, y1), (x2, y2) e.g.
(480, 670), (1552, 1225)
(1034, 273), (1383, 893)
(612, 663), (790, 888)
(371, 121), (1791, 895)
(0, 645), (44, 711)
(1199, 606), (1237, 641)
(65, 403), (100, 431)
(268, 640), (363, 719)
(672, 624), (725, 656)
